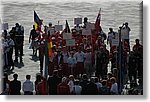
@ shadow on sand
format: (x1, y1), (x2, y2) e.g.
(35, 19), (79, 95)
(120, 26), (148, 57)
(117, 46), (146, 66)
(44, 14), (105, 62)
(14, 62), (24, 68)
(4, 70), (15, 75)
(29, 54), (39, 62)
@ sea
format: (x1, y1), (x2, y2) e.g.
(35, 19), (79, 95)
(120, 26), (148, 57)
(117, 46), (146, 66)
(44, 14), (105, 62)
(1, 0), (142, 47)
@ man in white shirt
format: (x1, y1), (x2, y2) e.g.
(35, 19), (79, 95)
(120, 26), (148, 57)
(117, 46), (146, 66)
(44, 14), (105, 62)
(62, 46), (70, 76)
(6, 34), (15, 71)
(107, 28), (115, 47)
(68, 75), (74, 94)
(73, 79), (82, 95)
(67, 51), (77, 75)
(2, 34), (9, 70)
(22, 75), (34, 95)
(121, 22), (131, 51)
(110, 77), (118, 95)
(47, 22), (55, 36)
(84, 48), (93, 77)
(74, 47), (85, 77)
(95, 77), (102, 93)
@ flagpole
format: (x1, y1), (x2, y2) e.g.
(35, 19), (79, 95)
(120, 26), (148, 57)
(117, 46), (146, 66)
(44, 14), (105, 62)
(99, 8), (101, 25)
(44, 35), (49, 94)
(118, 25), (124, 94)
(99, 8), (101, 14)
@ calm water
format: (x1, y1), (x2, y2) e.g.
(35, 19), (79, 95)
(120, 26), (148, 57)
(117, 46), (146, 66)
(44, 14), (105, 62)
(1, 0), (142, 47)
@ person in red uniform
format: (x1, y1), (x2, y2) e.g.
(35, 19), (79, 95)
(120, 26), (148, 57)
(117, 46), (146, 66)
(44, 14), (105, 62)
(132, 39), (143, 78)
(57, 77), (70, 95)
(96, 36), (104, 50)
(2, 73), (10, 95)
(37, 77), (46, 95)
(133, 39), (143, 54)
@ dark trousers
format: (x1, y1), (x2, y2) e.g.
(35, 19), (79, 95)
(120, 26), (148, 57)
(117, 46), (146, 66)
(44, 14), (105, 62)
(7, 48), (14, 67)
(39, 55), (44, 73)
(15, 45), (23, 61)
(128, 69), (137, 82)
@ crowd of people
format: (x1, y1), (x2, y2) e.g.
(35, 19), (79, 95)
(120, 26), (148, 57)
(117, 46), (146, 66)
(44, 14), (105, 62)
(1, 17), (143, 95)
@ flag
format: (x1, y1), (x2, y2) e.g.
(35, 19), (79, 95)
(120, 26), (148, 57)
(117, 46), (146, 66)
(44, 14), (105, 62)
(95, 8), (101, 33)
(64, 20), (71, 33)
(48, 37), (53, 59)
(34, 11), (42, 30)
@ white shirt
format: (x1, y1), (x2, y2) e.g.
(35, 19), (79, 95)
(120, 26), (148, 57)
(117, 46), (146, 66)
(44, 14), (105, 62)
(47, 27), (55, 35)
(62, 52), (69, 63)
(67, 56), (77, 66)
(7, 38), (15, 50)
(73, 85), (82, 95)
(74, 51), (85, 62)
(108, 32), (113, 41)
(95, 82), (102, 91)
(2, 39), (9, 53)
(22, 80), (34, 92)
(68, 80), (74, 93)
(110, 83), (118, 94)
(58, 55), (61, 65)
(84, 52), (92, 63)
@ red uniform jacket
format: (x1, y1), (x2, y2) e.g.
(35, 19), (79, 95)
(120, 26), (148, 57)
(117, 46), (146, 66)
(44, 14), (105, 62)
(57, 82), (70, 95)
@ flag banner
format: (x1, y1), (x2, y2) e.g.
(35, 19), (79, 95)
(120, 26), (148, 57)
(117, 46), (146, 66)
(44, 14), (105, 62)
(55, 25), (63, 31)
(48, 38), (53, 58)
(82, 28), (92, 35)
(1, 23), (8, 30)
(66, 39), (75, 46)
(63, 32), (72, 39)
(74, 18), (82, 25)
(34, 11), (42, 30)
(95, 9), (101, 33)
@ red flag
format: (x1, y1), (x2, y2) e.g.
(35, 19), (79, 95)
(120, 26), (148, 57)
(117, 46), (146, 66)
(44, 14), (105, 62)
(95, 9), (101, 33)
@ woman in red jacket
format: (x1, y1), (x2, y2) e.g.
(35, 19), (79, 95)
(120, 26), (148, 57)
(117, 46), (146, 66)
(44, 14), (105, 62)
(57, 77), (70, 95)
